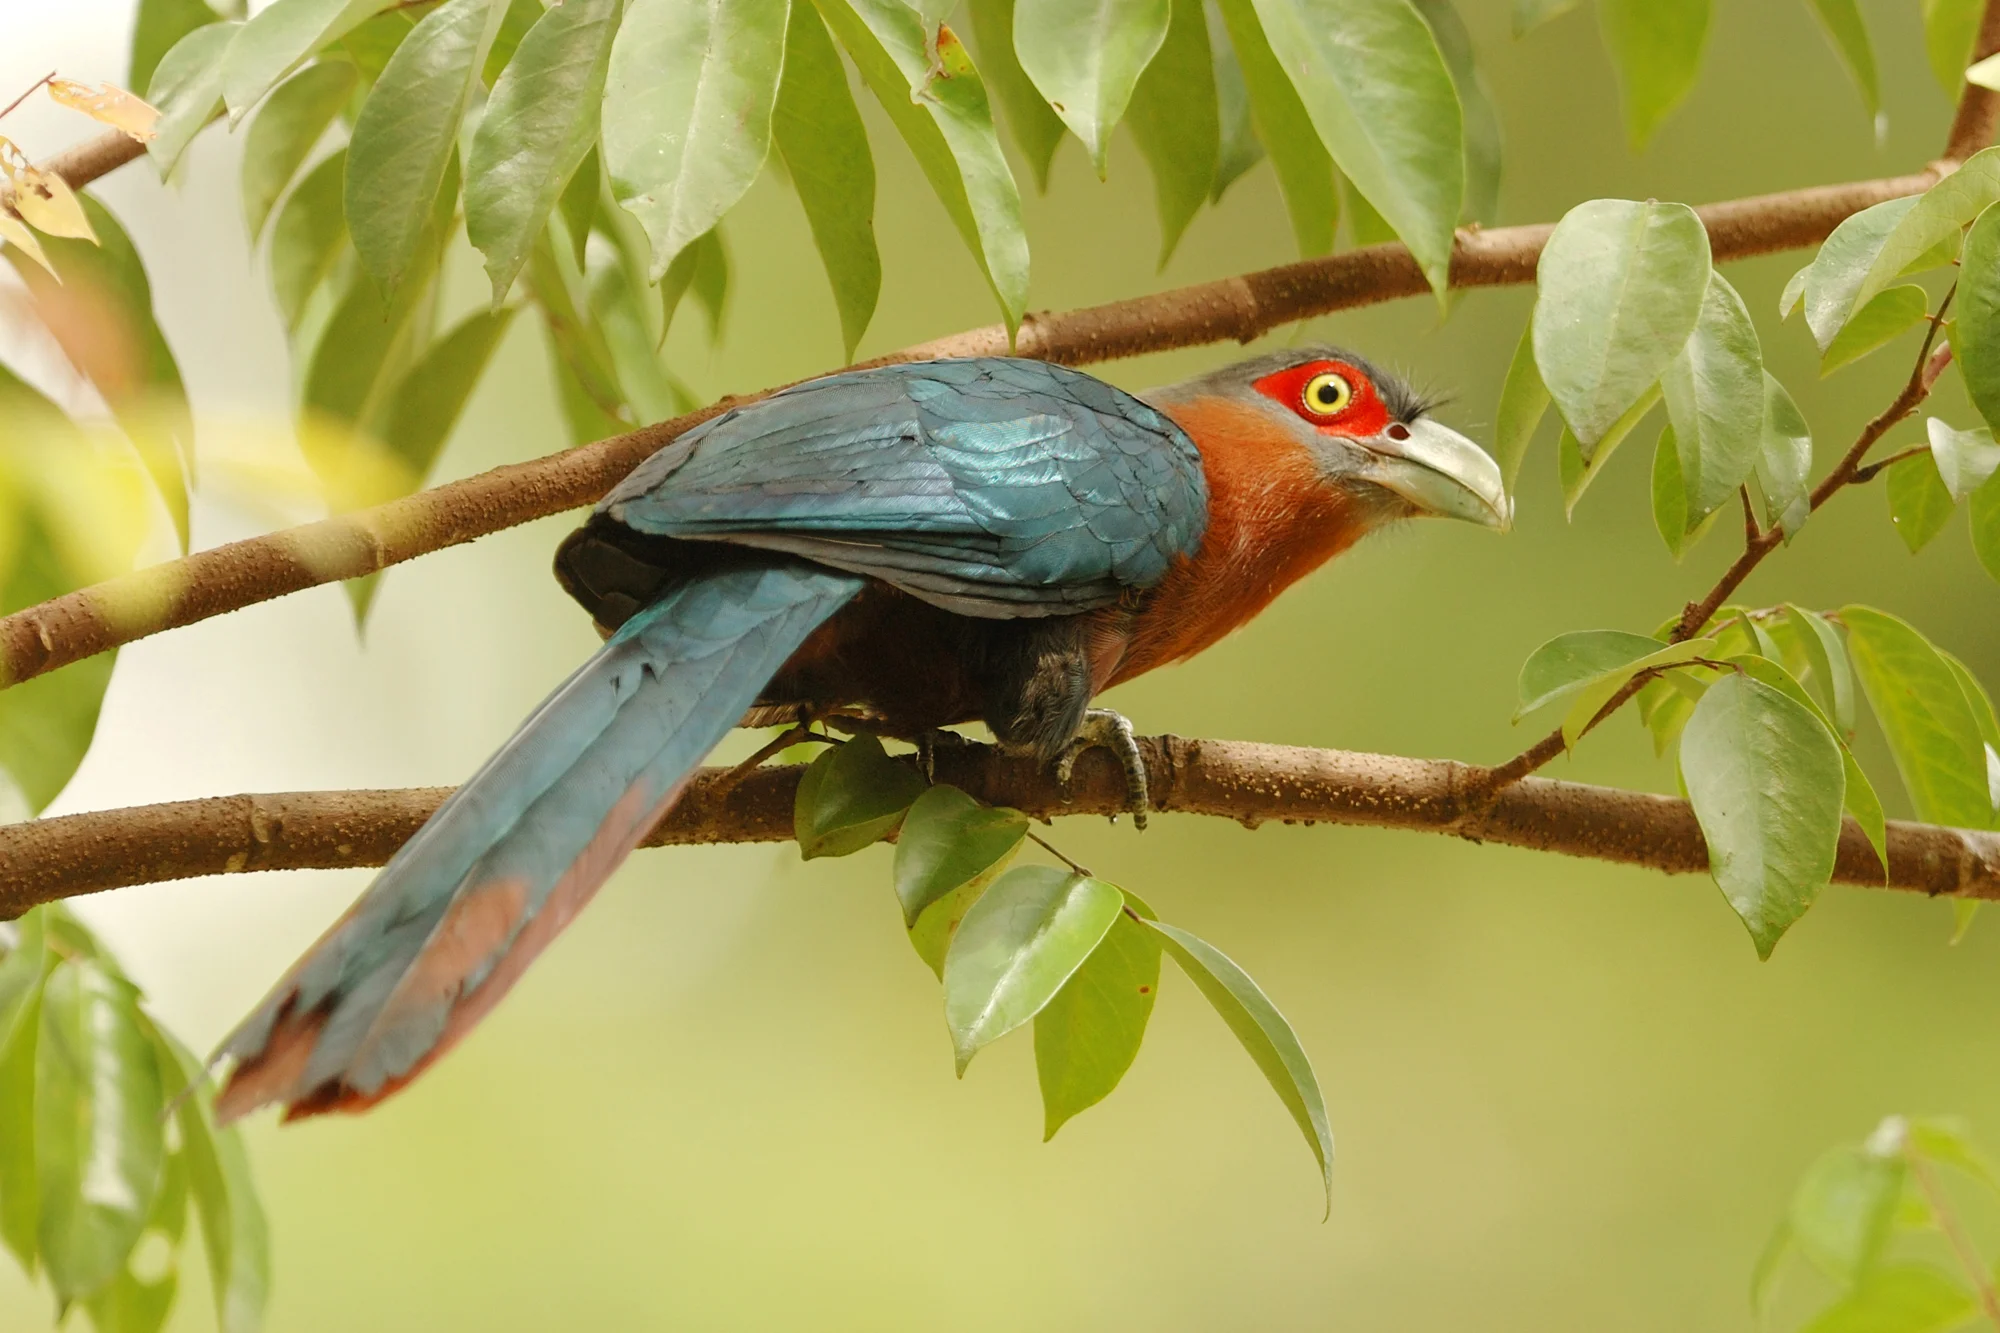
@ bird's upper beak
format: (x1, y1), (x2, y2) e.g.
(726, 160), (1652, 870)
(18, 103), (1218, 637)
(1357, 418), (1511, 532)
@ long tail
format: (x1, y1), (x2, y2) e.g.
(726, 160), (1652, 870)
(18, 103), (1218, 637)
(215, 562), (863, 1123)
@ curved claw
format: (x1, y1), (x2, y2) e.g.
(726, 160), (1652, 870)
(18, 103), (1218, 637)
(1054, 709), (1150, 830)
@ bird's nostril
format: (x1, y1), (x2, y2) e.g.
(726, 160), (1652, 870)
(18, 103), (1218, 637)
(1386, 423), (1411, 441)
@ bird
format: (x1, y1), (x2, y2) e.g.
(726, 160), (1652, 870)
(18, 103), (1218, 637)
(212, 347), (1508, 1123)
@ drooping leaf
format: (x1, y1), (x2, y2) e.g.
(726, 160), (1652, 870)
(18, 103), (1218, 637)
(378, 305), (515, 479)
(892, 785), (1029, 929)
(269, 147), (347, 330)
(1844, 605), (1995, 830)
(1754, 373), (1813, 539)
(302, 201), (445, 431)
(1558, 638), (1717, 747)
(1245, 0), (1462, 294)
(1661, 270), (1763, 525)
(1789, 1144), (1904, 1284)
(1884, 450), (1955, 554)
(1955, 201), (2000, 434)
(1126, 0), (1220, 267)
(773, 0), (881, 360)
(1517, 628), (1666, 718)
(1855, 148), (2000, 314)
(35, 960), (166, 1302)
(1821, 285), (1929, 376)
(1939, 650), (2000, 817)
(1512, 0), (1579, 38)
(966, 0), (1067, 192)
(1651, 424), (1722, 558)
(145, 21), (240, 177)
(1146, 918), (1333, 1211)
(336, 7), (421, 81)
(529, 231), (628, 444)
(1785, 605), (1858, 737)
(1204, 0), (1263, 201)
(1341, 177), (1396, 247)
(1802, 0), (1880, 124)
(1493, 318), (1549, 494)
(657, 227), (730, 345)
(1926, 417), (2000, 501)
(1731, 652), (1888, 882)
(557, 146), (600, 270)
(345, 0), (499, 296)
(1015, 0), (1171, 178)
(1597, 0), (1710, 151)
(1036, 895), (1161, 1138)
(1211, 0), (1334, 255)
(0, 940), (45, 1271)
(131, 0), (224, 96)
(150, 1030), (267, 1333)
(1800, 196), (1917, 351)
(1800, 1263), (1974, 1333)
(1780, 263), (1809, 319)
(816, 0), (1030, 331)
(1923, 0), (1984, 95)
(944, 867), (1124, 1073)
(221, 0), (386, 119)
(1411, 0), (1501, 227)
(1973, 470), (2000, 583)
(240, 61), (356, 240)
(1556, 382), (1660, 513)
(794, 734), (929, 859)
(482, 0), (543, 85)
(1532, 198), (1709, 448)
(1681, 673), (1845, 957)
(466, 0), (621, 305)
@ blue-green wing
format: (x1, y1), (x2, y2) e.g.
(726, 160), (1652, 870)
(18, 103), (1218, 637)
(599, 358), (1208, 617)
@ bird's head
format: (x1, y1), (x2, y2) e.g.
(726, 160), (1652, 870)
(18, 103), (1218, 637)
(1149, 346), (1511, 533)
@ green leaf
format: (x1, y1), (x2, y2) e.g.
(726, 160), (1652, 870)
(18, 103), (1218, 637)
(146, 21), (240, 177)
(1532, 198), (1709, 448)
(1800, 1263), (1974, 1333)
(1844, 605), (1995, 829)
(793, 735), (928, 859)
(269, 148), (348, 331)
(466, 0), (621, 305)
(482, 0), (543, 85)
(1973, 470), (2000, 583)
(1513, 0), (1579, 38)
(1597, 0), (1709, 150)
(150, 1030), (267, 1333)
(657, 227), (729, 344)
(944, 867), (1124, 1073)
(1035, 898), (1161, 1138)
(1923, 0), (1984, 95)
(1211, 0), (1334, 255)
(378, 305), (515, 478)
(1637, 674), (1698, 756)
(1801, 196), (1918, 351)
(1016, 0), (1171, 178)
(1146, 918), (1333, 1211)
(221, 0), (386, 119)
(1411, 0), (1501, 227)
(1785, 605), (1858, 737)
(1754, 373), (1813, 540)
(241, 61), (356, 241)
(1651, 424), (1723, 558)
(588, 238), (698, 423)
(0, 954), (45, 1272)
(604, 0), (784, 284)
(1341, 177), (1396, 247)
(1927, 417), (2000, 500)
(1661, 270), (1763, 525)
(1821, 285), (1929, 376)
(1789, 1144), (1904, 1284)
(1781, 263), (1809, 319)
(1517, 628), (1665, 718)
(892, 785), (1028, 929)
(558, 146), (600, 271)
(1494, 318), (1549, 494)
(1558, 638), (1717, 748)
(1126, 0), (1220, 267)
(1731, 652), (1889, 881)
(336, 8), (421, 81)
(966, 0), (1067, 192)
(1557, 382), (1660, 514)
(1245, 0), (1462, 295)
(1802, 0), (1880, 123)
(1855, 148), (2000, 314)
(1884, 450), (1955, 554)
(303, 224), (442, 431)
(1906, 1114), (2000, 1190)
(816, 0), (1030, 331)
(36, 960), (165, 1302)
(6, 194), (198, 550)
(1205, 0), (1264, 202)
(131, 0), (224, 96)
(1940, 650), (2000, 816)
(1956, 202), (2000, 434)
(1681, 672), (1844, 957)
(774, 0), (882, 360)
(530, 234), (629, 444)
(345, 0), (500, 296)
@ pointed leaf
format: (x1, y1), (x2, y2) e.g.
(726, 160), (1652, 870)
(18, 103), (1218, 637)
(1924, 0), (1984, 95)
(1146, 918), (1333, 1210)
(1016, 0), (1171, 178)
(1780, 263), (1809, 319)
(241, 61), (356, 240)
(483, 0), (543, 84)
(967, 0), (1067, 192)
(1731, 652), (1887, 879)
(145, 21), (239, 177)
(1513, 0), (1579, 38)
(465, 0), (621, 304)
(1821, 285), (1928, 376)
(1244, 0), (1461, 293)
(1855, 148), (2000, 315)
(1974, 469), (2000, 583)
(1533, 198), (1708, 448)
(1127, 0), (1220, 267)
(1598, 0), (1710, 150)
(1803, 0), (1880, 122)
(1036, 899), (1161, 1138)
(1493, 318), (1549, 493)
(1755, 373), (1813, 539)
(944, 867), (1123, 1073)
(150, 1031), (267, 1333)
(1211, 0), (1334, 255)
(132, 0), (225, 96)
(1661, 270), (1763, 523)
(1785, 606), (1858, 737)
(1885, 450), (1954, 554)
(1411, 0), (1501, 227)
(1205, 0), (1263, 201)
(1955, 203), (2000, 435)
(1940, 649), (2000, 816)
(379, 305), (515, 478)
(794, 734), (928, 859)
(221, 0), (386, 118)
(774, 0), (881, 360)
(1800, 196), (1917, 350)
(1789, 1144), (1904, 1283)
(0, 958), (44, 1271)
(1517, 628), (1664, 718)
(1652, 423), (1723, 557)
(269, 147), (347, 330)
(1557, 638), (1718, 747)
(1844, 605), (1995, 829)
(892, 785), (1028, 928)
(1927, 417), (2000, 500)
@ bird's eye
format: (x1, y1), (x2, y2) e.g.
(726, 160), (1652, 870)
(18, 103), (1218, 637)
(1301, 371), (1354, 417)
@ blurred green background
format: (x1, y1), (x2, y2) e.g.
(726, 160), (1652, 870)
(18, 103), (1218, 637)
(7, 1), (2000, 1328)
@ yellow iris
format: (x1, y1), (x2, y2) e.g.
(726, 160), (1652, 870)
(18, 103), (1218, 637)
(1302, 371), (1353, 416)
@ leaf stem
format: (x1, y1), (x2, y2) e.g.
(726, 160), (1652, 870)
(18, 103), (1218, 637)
(1851, 444), (1932, 485)
(1908, 1154), (2000, 1330)
(0, 73), (55, 127)
(1027, 832), (1093, 880)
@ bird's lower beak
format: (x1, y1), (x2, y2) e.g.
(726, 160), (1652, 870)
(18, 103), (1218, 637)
(1360, 418), (1512, 532)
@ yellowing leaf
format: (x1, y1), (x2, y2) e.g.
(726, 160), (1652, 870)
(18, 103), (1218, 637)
(0, 215), (53, 278)
(0, 140), (98, 244)
(47, 79), (161, 142)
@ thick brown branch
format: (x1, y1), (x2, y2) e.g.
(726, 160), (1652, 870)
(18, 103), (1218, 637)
(0, 162), (1949, 691)
(4, 737), (1995, 915)
(1945, 0), (2000, 163)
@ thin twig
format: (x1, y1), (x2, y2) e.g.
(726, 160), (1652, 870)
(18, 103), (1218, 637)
(1851, 444), (1931, 485)
(1026, 832), (1093, 879)
(0, 72), (55, 126)
(1908, 1156), (2000, 1330)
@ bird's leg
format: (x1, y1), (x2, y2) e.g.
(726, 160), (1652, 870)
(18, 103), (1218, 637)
(914, 728), (972, 782)
(1053, 709), (1150, 830)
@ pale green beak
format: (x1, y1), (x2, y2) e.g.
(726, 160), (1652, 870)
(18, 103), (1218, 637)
(1360, 418), (1512, 532)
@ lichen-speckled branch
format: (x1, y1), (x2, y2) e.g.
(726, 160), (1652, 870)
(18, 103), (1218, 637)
(4, 737), (1995, 915)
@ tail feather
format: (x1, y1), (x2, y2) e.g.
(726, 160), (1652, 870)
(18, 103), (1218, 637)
(216, 563), (863, 1122)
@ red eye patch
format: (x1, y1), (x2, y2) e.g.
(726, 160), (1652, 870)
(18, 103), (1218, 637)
(1252, 360), (1393, 437)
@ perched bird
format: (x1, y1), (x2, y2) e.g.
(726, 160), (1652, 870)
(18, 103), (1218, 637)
(214, 348), (1508, 1123)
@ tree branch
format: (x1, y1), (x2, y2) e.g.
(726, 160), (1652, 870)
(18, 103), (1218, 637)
(1945, 0), (2000, 164)
(4, 736), (1995, 915)
(0, 150), (1951, 690)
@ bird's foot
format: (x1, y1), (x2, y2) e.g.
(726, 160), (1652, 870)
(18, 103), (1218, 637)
(1054, 709), (1150, 830)
(915, 728), (972, 782)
